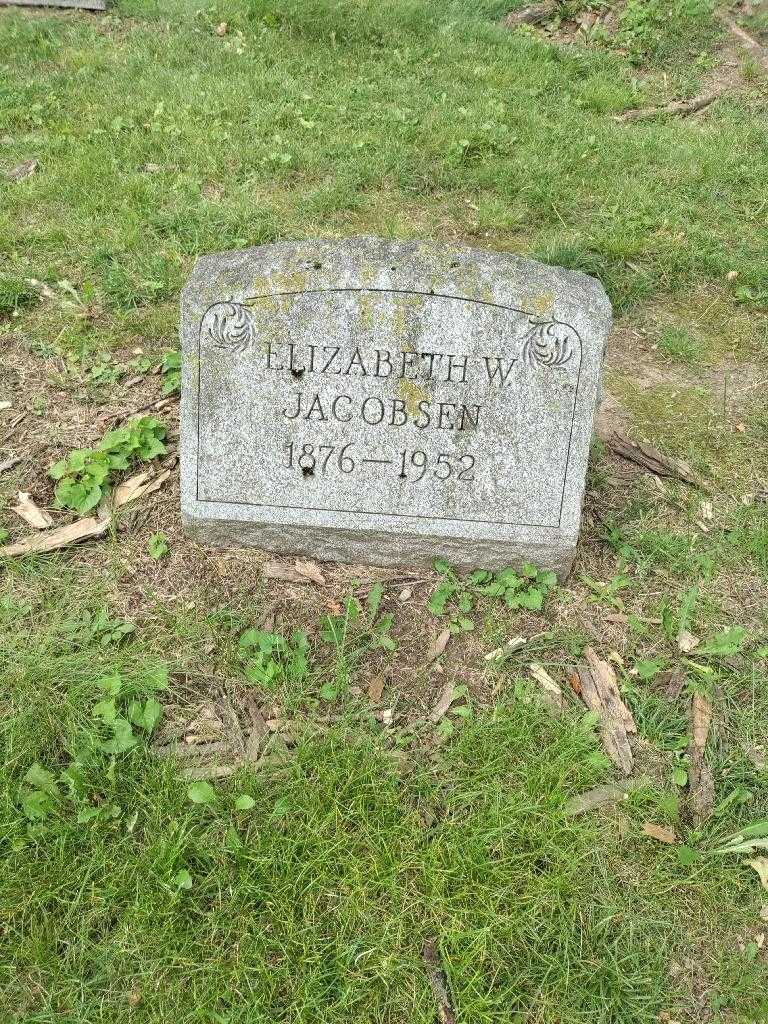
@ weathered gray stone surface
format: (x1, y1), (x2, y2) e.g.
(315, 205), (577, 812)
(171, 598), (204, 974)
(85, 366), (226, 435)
(181, 237), (611, 577)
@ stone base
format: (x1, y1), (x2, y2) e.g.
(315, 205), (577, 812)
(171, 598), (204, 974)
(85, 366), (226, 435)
(182, 510), (578, 580)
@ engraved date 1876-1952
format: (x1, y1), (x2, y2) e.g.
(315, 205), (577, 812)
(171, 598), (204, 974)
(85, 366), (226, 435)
(284, 441), (476, 483)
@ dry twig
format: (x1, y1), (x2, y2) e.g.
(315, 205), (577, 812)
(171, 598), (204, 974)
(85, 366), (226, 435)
(0, 516), (110, 557)
(263, 559), (327, 585)
(422, 939), (457, 1024)
(577, 647), (637, 775)
(529, 662), (563, 713)
(6, 158), (38, 181)
(0, 456), (22, 475)
(642, 822), (677, 844)
(617, 92), (721, 123)
(687, 692), (714, 823)
(717, 13), (768, 70)
(112, 468), (172, 508)
(12, 492), (53, 530)
(484, 636), (527, 661)
(426, 628), (451, 664)
(429, 678), (457, 723)
(607, 430), (702, 487)
(654, 667), (687, 700)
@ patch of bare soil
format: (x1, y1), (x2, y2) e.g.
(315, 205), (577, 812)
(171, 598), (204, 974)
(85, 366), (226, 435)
(735, 0), (768, 42)
(152, 672), (425, 781)
(504, 1), (765, 105)
(721, 1), (768, 59)
(0, 332), (173, 511)
(605, 292), (767, 422)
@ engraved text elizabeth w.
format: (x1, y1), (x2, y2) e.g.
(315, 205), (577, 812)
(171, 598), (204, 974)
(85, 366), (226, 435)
(266, 339), (519, 434)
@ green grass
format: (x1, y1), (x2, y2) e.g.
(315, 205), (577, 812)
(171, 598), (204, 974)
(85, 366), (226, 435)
(2, 559), (767, 1023)
(658, 326), (702, 363)
(2, 0), (768, 1020)
(1, 0), (766, 362)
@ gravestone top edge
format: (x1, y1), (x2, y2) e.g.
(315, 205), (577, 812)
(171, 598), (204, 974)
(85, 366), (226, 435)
(182, 237), (611, 326)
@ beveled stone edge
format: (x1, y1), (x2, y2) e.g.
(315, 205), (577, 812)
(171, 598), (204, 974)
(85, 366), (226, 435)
(182, 511), (578, 580)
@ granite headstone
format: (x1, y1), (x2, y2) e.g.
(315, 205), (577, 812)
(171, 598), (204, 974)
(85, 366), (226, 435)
(181, 238), (611, 577)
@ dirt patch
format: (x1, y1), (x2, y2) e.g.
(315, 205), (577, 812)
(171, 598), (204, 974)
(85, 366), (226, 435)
(604, 292), (768, 435)
(151, 668), (472, 781)
(149, 672), (319, 781)
(0, 332), (171, 514)
(503, 0), (764, 102)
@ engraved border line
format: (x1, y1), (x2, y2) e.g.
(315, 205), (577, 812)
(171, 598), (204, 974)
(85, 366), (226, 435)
(194, 287), (584, 530)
